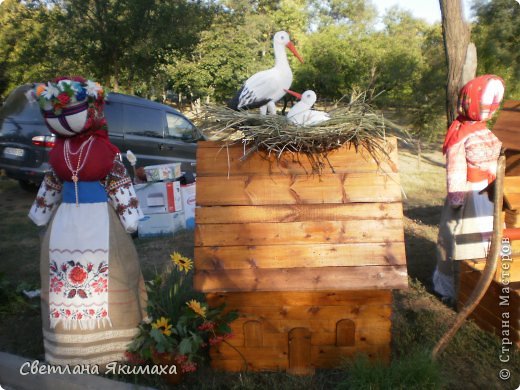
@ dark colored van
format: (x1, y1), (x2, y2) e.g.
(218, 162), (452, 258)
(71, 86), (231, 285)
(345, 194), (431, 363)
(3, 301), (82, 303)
(0, 85), (202, 190)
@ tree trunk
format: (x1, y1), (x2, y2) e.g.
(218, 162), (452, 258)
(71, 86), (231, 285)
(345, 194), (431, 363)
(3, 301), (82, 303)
(439, 0), (473, 127)
(461, 43), (478, 87)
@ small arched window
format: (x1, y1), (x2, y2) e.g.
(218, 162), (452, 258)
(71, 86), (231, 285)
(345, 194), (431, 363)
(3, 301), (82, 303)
(336, 319), (356, 347)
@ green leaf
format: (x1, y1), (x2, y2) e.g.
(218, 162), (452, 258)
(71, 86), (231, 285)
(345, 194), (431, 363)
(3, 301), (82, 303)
(178, 338), (193, 355)
(217, 323), (232, 334)
(150, 328), (165, 343)
(155, 343), (166, 354)
(191, 332), (203, 348)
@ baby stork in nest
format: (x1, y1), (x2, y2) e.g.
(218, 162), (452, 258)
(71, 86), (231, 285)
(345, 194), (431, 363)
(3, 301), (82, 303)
(285, 89), (331, 126)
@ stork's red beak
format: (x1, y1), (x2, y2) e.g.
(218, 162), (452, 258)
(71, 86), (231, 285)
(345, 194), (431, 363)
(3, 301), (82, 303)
(284, 89), (302, 100)
(286, 41), (304, 64)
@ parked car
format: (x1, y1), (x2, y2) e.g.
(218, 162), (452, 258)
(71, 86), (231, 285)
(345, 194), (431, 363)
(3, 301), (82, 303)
(0, 84), (203, 190)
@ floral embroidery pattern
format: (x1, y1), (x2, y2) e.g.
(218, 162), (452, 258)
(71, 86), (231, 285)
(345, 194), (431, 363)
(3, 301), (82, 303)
(91, 277), (108, 293)
(44, 170), (63, 192)
(114, 193), (140, 219)
(50, 276), (64, 293)
(49, 259), (108, 300)
(34, 195), (55, 213)
(50, 306), (108, 321)
(104, 159), (132, 195)
(101, 157), (142, 230)
(446, 129), (501, 207)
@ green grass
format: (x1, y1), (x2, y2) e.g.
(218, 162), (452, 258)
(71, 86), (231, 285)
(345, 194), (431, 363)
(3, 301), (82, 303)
(1, 145), (519, 389)
(392, 280), (520, 389)
(337, 350), (442, 390)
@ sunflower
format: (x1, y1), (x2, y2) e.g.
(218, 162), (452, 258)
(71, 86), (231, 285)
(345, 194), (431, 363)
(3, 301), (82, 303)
(187, 300), (207, 318)
(170, 252), (193, 273)
(152, 316), (173, 336)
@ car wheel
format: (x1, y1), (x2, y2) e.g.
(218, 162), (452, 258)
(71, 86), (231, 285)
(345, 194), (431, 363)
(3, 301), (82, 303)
(18, 180), (39, 193)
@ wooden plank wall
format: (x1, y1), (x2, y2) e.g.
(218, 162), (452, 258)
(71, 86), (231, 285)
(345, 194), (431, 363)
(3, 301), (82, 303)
(504, 176), (520, 267)
(492, 100), (520, 154)
(207, 290), (392, 371)
(194, 139), (408, 292)
(458, 261), (520, 347)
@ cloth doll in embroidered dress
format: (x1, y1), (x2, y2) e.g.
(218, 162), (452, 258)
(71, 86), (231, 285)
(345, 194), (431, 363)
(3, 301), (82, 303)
(433, 75), (505, 303)
(27, 77), (147, 367)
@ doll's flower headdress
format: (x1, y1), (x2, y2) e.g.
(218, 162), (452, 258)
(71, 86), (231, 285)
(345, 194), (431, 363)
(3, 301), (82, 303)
(26, 76), (105, 116)
(26, 76), (109, 137)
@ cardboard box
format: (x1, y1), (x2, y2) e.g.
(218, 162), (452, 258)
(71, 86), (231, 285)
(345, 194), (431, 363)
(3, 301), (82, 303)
(138, 211), (186, 238)
(181, 182), (196, 229)
(135, 181), (182, 215)
(144, 163), (182, 182)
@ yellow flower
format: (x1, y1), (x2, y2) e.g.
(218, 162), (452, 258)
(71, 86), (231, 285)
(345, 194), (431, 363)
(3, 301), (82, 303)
(187, 300), (207, 318)
(170, 252), (193, 273)
(152, 316), (172, 336)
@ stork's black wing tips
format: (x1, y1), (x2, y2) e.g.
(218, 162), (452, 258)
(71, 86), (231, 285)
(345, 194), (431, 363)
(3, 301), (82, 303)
(227, 87), (271, 111)
(227, 87), (244, 111)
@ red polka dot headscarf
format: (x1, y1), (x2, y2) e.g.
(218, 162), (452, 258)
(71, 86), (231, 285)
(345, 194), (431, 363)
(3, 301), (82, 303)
(457, 74), (505, 121)
(443, 74), (505, 154)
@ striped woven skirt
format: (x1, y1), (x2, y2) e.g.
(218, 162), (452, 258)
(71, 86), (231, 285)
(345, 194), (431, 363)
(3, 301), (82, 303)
(434, 181), (494, 300)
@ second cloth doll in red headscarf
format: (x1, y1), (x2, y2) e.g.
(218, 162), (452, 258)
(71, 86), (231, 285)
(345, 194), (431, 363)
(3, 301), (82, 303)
(433, 74), (505, 303)
(27, 77), (147, 367)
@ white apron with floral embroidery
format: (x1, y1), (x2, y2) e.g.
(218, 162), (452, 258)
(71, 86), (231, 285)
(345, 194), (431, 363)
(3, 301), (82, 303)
(49, 201), (111, 330)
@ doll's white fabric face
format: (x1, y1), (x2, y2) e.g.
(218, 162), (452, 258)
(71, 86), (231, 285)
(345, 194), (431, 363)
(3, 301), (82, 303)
(43, 100), (89, 137)
(480, 79), (505, 121)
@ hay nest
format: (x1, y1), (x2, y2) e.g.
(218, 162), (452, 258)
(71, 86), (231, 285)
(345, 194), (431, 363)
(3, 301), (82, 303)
(197, 93), (409, 173)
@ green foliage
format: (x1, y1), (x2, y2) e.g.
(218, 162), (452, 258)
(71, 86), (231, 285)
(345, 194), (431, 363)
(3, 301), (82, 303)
(54, 0), (214, 94)
(309, 0), (377, 30)
(166, 16), (266, 102)
(0, 272), (39, 315)
(0, 0), (64, 97)
(337, 350), (442, 390)
(374, 9), (429, 105)
(471, 0), (520, 98)
(408, 25), (447, 140)
(166, 0), (309, 102)
(293, 25), (367, 98)
(0, 0), (215, 97)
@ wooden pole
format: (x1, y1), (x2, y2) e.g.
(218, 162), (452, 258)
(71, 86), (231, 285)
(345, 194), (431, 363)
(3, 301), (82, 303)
(432, 154), (506, 359)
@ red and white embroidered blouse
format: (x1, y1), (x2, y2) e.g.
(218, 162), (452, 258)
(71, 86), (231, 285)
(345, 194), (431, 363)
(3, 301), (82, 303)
(445, 128), (501, 206)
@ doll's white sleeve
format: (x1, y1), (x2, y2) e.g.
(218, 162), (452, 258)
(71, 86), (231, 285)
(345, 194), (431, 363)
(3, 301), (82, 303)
(104, 158), (144, 233)
(28, 170), (63, 226)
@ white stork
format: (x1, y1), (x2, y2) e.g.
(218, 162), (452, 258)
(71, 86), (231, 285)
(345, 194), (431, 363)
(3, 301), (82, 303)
(228, 31), (303, 115)
(285, 89), (331, 126)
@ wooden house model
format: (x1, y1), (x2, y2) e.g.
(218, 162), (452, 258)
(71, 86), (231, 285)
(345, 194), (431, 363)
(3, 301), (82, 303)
(194, 138), (408, 373)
